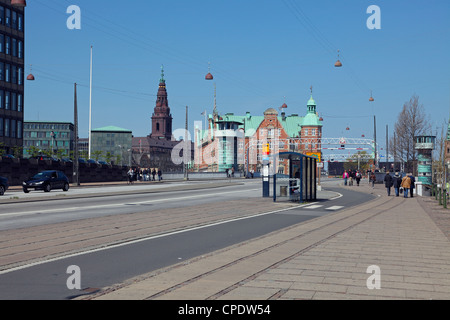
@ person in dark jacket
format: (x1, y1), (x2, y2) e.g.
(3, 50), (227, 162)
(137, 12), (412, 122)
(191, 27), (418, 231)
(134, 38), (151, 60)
(384, 172), (393, 196)
(392, 172), (402, 197)
(408, 174), (415, 198)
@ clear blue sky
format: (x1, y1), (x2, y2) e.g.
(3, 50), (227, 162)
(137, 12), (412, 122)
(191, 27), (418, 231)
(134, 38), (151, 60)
(24, 0), (450, 152)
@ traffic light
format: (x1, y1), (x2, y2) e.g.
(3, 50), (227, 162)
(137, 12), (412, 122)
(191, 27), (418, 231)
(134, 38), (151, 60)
(263, 143), (270, 156)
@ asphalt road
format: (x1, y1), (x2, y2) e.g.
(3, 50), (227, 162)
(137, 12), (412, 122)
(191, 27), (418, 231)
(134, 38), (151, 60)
(0, 179), (375, 300)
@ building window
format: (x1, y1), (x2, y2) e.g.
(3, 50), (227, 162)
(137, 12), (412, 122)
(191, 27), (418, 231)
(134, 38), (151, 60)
(11, 92), (16, 111)
(11, 11), (17, 30)
(156, 123), (160, 131)
(11, 65), (17, 84)
(18, 13), (23, 31)
(304, 129), (308, 136)
(17, 120), (22, 139)
(12, 38), (17, 57)
(4, 118), (10, 137)
(5, 36), (10, 55)
(18, 67), (23, 85)
(5, 8), (10, 27)
(0, 118), (3, 137)
(4, 91), (10, 110)
(0, 6), (4, 25)
(11, 119), (16, 138)
(5, 63), (10, 82)
(311, 128), (316, 136)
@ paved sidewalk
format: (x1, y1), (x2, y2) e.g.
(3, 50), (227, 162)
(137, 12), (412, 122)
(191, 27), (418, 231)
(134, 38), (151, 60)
(83, 183), (450, 300)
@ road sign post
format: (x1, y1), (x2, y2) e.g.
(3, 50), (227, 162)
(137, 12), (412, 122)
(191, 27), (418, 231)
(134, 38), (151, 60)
(262, 143), (270, 197)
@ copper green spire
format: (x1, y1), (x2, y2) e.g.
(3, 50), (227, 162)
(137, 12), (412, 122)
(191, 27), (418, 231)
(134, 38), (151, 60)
(160, 64), (165, 83)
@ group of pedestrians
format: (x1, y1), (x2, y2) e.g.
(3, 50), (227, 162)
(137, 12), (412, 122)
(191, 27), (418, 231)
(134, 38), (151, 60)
(127, 167), (162, 185)
(343, 169), (417, 198)
(383, 171), (415, 198)
(342, 169), (362, 186)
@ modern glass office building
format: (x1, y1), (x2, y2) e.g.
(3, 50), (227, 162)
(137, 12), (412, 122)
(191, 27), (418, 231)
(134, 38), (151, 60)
(0, 0), (25, 154)
(91, 126), (132, 164)
(23, 121), (74, 158)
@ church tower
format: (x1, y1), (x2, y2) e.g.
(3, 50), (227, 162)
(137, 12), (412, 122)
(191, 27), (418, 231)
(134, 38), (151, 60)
(151, 65), (173, 140)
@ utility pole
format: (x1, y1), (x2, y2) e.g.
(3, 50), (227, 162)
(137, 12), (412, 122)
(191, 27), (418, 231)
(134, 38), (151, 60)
(373, 115), (377, 169)
(184, 106), (189, 181)
(88, 45), (93, 160)
(386, 124), (389, 171)
(73, 83), (80, 186)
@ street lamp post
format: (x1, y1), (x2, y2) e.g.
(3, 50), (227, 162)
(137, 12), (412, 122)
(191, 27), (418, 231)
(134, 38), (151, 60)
(184, 106), (189, 181)
(73, 83), (80, 186)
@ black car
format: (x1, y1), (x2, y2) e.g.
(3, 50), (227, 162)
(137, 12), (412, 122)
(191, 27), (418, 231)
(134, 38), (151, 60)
(23, 170), (70, 193)
(32, 155), (59, 161)
(0, 176), (9, 196)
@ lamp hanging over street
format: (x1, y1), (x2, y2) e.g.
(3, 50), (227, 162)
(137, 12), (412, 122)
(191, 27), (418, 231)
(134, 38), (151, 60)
(205, 62), (213, 80)
(334, 50), (342, 67)
(369, 90), (374, 101)
(26, 65), (34, 80)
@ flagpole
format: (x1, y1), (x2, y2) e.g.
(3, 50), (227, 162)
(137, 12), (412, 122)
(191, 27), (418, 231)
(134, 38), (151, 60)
(88, 45), (93, 159)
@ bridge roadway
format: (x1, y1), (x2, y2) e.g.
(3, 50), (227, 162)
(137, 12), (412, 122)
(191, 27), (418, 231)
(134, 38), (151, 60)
(1, 178), (449, 301)
(85, 182), (450, 301)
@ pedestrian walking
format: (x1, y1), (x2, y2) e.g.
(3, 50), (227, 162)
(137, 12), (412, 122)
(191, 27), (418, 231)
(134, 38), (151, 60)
(343, 170), (349, 186)
(355, 170), (362, 186)
(393, 172), (402, 197)
(408, 173), (415, 198)
(157, 169), (162, 181)
(370, 172), (376, 188)
(127, 167), (134, 185)
(152, 168), (156, 181)
(384, 172), (393, 196)
(401, 174), (412, 198)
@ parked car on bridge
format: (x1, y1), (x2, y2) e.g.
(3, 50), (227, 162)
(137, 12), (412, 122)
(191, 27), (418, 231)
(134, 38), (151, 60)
(32, 155), (59, 161)
(22, 170), (70, 193)
(0, 176), (9, 196)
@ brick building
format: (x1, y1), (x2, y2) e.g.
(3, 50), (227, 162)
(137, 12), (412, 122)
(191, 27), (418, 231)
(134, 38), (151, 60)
(194, 94), (323, 174)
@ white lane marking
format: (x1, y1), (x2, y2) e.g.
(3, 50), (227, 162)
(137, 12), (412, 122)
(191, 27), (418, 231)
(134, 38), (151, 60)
(330, 192), (343, 200)
(0, 188), (260, 218)
(304, 205), (323, 209)
(325, 206), (344, 211)
(0, 201), (308, 275)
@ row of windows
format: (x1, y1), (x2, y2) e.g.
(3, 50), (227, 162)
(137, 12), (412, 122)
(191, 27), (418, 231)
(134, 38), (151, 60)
(0, 34), (24, 58)
(24, 123), (72, 130)
(23, 140), (70, 148)
(304, 128), (320, 136)
(259, 128), (282, 137)
(0, 89), (23, 111)
(23, 131), (70, 139)
(0, 6), (24, 31)
(0, 62), (24, 85)
(0, 117), (22, 138)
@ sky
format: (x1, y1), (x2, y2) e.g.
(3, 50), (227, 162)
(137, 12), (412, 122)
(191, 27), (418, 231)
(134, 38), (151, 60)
(23, 0), (450, 155)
